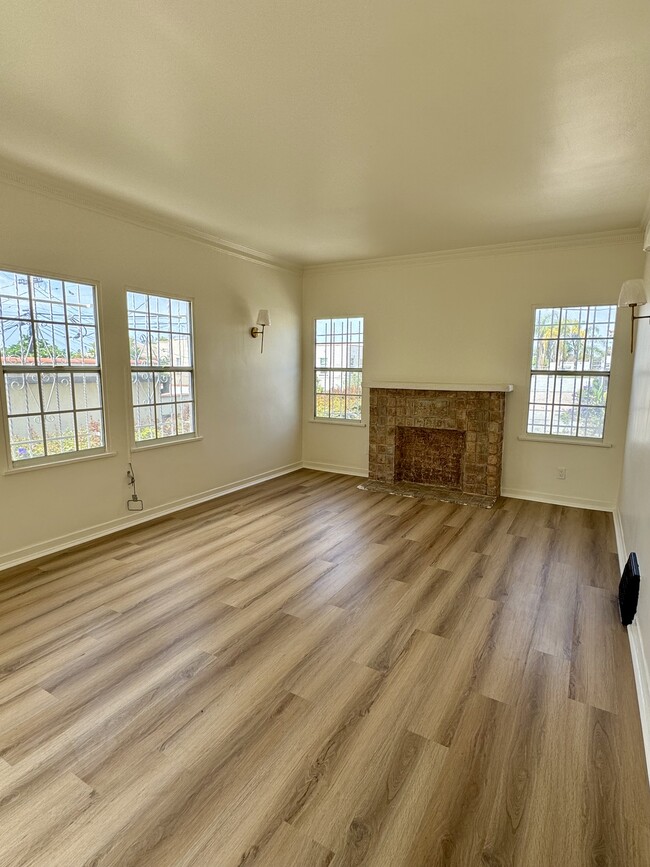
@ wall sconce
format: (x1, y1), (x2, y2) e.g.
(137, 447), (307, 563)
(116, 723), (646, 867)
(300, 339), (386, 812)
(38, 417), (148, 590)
(618, 279), (649, 353)
(250, 309), (270, 353)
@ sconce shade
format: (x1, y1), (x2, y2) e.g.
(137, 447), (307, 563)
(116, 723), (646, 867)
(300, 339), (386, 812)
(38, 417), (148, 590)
(618, 279), (648, 308)
(256, 309), (270, 327)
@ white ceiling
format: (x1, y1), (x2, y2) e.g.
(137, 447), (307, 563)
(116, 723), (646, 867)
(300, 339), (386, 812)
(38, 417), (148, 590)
(1, 1), (649, 265)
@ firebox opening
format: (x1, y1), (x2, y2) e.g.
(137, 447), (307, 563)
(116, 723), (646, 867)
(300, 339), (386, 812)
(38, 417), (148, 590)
(394, 426), (466, 489)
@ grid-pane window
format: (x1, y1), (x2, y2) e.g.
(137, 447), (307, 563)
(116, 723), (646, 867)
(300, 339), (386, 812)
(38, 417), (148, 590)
(527, 305), (616, 439)
(0, 270), (105, 463)
(315, 317), (363, 420)
(127, 291), (195, 442)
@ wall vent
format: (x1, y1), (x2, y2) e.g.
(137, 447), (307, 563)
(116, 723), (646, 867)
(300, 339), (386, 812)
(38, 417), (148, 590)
(619, 552), (641, 627)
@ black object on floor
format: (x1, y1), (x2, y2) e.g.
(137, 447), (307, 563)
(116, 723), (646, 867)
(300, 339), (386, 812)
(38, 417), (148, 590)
(619, 552), (641, 627)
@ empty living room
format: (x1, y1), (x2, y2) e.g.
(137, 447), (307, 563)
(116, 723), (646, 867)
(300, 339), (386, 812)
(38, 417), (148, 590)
(1, 1), (650, 865)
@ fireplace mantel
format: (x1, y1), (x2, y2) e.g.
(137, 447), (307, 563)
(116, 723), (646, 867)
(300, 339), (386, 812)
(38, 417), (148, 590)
(365, 381), (514, 392)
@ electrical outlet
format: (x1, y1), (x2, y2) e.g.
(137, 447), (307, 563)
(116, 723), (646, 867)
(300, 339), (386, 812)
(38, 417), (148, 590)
(557, 467), (567, 480)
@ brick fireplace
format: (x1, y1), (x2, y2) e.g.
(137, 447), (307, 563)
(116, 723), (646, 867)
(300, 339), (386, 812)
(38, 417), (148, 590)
(367, 385), (508, 500)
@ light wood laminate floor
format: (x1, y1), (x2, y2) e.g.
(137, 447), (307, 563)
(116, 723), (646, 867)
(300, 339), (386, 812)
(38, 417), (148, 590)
(0, 469), (648, 866)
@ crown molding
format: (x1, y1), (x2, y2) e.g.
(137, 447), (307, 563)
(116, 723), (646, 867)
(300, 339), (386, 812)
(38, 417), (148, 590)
(641, 189), (650, 241)
(0, 157), (302, 274)
(304, 227), (645, 274)
(0, 156), (645, 274)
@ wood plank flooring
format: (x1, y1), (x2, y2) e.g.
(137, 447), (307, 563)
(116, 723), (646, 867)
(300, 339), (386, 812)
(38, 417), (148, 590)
(0, 469), (648, 865)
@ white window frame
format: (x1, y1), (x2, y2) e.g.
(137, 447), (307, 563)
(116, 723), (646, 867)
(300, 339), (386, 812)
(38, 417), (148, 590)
(313, 316), (364, 423)
(126, 288), (198, 447)
(0, 266), (107, 469)
(524, 303), (617, 442)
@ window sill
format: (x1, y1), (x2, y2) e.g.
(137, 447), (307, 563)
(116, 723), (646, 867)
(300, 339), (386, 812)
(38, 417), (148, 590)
(3, 450), (117, 475)
(131, 435), (203, 452)
(517, 434), (612, 448)
(308, 419), (367, 428)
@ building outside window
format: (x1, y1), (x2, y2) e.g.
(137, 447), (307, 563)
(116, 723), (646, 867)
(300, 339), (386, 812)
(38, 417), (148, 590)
(127, 291), (195, 442)
(314, 317), (364, 421)
(0, 269), (105, 464)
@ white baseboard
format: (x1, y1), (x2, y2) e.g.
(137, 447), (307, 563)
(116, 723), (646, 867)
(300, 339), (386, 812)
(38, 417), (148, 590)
(500, 487), (615, 512)
(628, 619), (650, 783)
(612, 507), (650, 784)
(612, 507), (627, 572)
(302, 460), (369, 477)
(0, 461), (303, 572)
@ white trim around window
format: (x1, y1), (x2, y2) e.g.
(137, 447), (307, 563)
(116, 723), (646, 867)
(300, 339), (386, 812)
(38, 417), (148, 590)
(0, 266), (108, 469)
(126, 288), (198, 447)
(524, 303), (617, 443)
(314, 316), (364, 422)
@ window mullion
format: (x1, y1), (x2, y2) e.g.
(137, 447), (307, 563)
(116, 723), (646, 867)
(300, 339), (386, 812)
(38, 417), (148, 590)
(579, 307), (588, 370)
(1, 365), (101, 375)
(4, 409), (48, 420)
(153, 367), (159, 439)
(26, 274), (37, 362)
(577, 372), (585, 437)
(61, 281), (72, 367)
(60, 283), (80, 451)
(26, 276), (46, 456)
(34, 368), (47, 454)
(549, 371), (559, 435)
(70, 370), (80, 451)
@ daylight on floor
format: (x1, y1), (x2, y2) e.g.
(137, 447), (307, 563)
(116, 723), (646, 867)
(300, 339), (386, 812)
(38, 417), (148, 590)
(0, 1), (649, 864)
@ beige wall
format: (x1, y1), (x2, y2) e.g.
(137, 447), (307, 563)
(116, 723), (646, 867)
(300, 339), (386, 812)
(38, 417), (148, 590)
(618, 249), (650, 713)
(303, 239), (643, 508)
(0, 182), (302, 567)
(0, 178), (644, 570)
